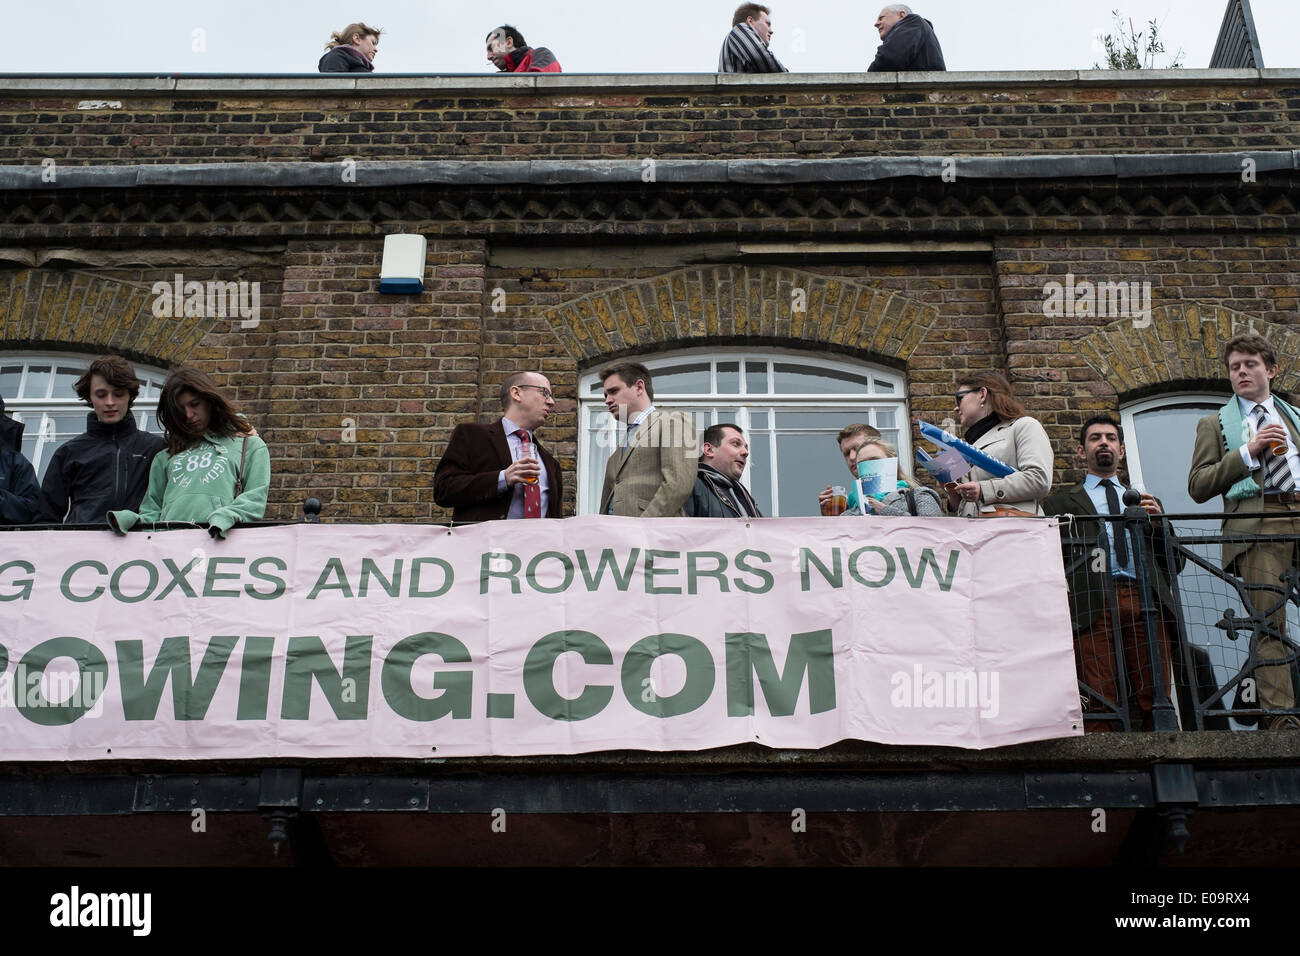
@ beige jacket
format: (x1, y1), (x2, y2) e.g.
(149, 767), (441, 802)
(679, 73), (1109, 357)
(600, 408), (699, 517)
(1188, 405), (1300, 570)
(958, 416), (1054, 517)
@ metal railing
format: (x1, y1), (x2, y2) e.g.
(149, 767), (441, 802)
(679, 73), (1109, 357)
(1055, 496), (1299, 732)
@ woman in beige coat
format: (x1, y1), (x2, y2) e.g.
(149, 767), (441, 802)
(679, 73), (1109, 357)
(947, 371), (1053, 517)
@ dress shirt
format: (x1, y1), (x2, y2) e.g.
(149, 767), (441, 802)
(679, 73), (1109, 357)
(1236, 395), (1300, 484)
(1083, 473), (1136, 580)
(496, 416), (550, 519)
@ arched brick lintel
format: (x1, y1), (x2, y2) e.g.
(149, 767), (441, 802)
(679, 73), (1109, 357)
(542, 265), (939, 369)
(1074, 306), (1300, 400)
(0, 269), (215, 368)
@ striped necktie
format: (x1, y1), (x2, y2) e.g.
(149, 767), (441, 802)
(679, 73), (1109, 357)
(1255, 405), (1296, 493)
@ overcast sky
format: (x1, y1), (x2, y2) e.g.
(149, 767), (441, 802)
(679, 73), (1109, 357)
(12, 0), (1295, 74)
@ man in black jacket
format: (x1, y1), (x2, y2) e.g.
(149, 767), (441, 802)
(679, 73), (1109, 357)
(683, 423), (762, 518)
(0, 395), (39, 524)
(868, 5), (946, 72)
(1043, 415), (1183, 731)
(36, 356), (165, 524)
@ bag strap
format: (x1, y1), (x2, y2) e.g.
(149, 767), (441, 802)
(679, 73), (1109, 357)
(234, 436), (248, 497)
(905, 489), (918, 516)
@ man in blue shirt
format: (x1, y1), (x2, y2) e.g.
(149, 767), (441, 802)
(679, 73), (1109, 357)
(1045, 415), (1181, 732)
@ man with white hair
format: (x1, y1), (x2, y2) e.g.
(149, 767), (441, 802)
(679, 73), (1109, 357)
(868, 5), (946, 72)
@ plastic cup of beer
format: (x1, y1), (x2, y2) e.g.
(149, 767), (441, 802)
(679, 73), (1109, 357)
(822, 485), (847, 517)
(521, 456), (539, 484)
(1268, 436), (1289, 456)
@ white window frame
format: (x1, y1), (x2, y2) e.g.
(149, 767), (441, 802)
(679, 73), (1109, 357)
(577, 349), (910, 516)
(1, 352), (167, 480)
(1121, 392), (1227, 496)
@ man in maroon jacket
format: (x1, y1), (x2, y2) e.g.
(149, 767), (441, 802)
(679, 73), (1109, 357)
(433, 371), (563, 522)
(485, 25), (562, 73)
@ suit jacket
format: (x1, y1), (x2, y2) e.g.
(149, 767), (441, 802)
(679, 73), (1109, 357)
(682, 463), (762, 518)
(600, 408), (699, 517)
(1043, 481), (1183, 631)
(1188, 402), (1300, 570)
(958, 416), (1054, 516)
(433, 420), (563, 521)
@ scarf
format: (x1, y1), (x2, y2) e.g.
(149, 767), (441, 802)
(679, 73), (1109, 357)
(342, 43), (375, 68)
(963, 411), (1001, 446)
(1217, 395), (1300, 500)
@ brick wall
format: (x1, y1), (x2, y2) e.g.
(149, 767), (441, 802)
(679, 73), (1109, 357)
(2, 74), (1298, 164)
(2, 73), (1298, 521)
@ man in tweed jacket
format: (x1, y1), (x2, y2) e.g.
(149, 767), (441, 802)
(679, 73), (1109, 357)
(599, 362), (699, 517)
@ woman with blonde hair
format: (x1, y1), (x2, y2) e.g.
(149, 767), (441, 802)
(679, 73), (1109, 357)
(852, 435), (943, 516)
(946, 370), (1053, 517)
(318, 22), (382, 73)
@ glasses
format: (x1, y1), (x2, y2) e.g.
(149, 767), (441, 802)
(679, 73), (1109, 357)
(953, 389), (978, 406)
(515, 384), (554, 400)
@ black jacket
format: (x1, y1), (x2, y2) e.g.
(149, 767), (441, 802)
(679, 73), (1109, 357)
(318, 46), (373, 73)
(36, 413), (166, 524)
(0, 395), (38, 524)
(868, 14), (946, 72)
(0, 394), (22, 453)
(0, 447), (38, 524)
(1043, 482), (1184, 631)
(682, 463), (762, 518)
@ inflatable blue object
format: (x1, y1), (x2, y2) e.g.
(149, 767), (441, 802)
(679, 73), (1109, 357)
(917, 421), (1015, 478)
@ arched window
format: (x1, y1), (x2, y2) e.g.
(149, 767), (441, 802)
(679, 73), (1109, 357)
(578, 350), (910, 516)
(0, 354), (167, 482)
(1121, 393), (1230, 514)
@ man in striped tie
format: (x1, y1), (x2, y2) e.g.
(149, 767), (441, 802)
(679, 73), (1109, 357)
(1189, 334), (1300, 730)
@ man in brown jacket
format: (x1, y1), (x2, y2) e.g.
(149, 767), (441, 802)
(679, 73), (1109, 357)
(433, 371), (563, 522)
(1188, 333), (1300, 729)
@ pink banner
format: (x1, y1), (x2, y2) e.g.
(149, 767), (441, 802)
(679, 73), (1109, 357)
(0, 517), (1080, 759)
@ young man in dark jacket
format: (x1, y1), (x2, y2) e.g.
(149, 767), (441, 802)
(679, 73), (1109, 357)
(485, 25), (562, 73)
(35, 355), (165, 524)
(868, 5), (946, 72)
(683, 423), (762, 518)
(0, 395), (39, 524)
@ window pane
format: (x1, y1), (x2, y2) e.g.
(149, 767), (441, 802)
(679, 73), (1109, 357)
(874, 379), (897, 393)
(1132, 405), (1221, 513)
(750, 410), (769, 429)
(652, 363), (710, 395)
(1129, 399), (1257, 727)
(778, 434), (848, 517)
(53, 365), (82, 398)
(716, 362), (740, 394)
(775, 411), (859, 430)
(24, 366), (52, 399)
(19, 417), (37, 465)
(744, 362), (768, 395)
(774, 363), (871, 395)
(0, 365), (20, 398)
(747, 432), (772, 516)
(875, 408), (896, 430)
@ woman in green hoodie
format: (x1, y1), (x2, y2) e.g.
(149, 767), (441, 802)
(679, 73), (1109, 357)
(109, 367), (270, 538)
